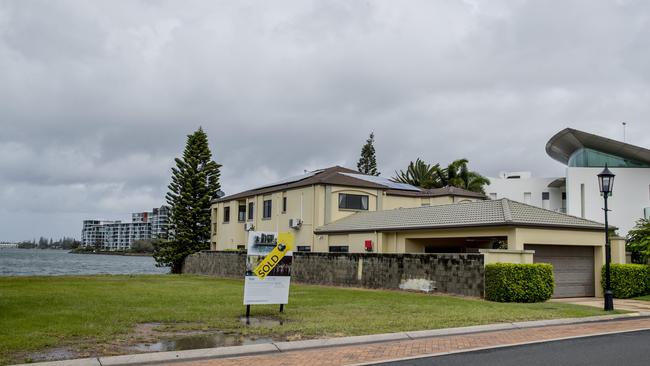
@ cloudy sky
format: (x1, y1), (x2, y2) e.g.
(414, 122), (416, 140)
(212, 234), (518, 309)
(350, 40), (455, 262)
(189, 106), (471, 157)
(2, 0), (650, 241)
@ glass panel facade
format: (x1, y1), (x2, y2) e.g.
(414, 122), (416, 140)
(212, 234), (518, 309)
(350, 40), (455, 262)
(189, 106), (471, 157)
(568, 148), (650, 168)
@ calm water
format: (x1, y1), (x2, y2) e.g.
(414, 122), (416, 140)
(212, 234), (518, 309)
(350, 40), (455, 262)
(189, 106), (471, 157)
(0, 248), (168, 276)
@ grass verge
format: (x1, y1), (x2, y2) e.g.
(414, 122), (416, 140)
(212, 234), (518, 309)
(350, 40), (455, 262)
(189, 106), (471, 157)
(0, 275), (621, 364)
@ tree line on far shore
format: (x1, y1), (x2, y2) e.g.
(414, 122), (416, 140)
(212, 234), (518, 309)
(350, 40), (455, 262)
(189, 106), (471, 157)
(17, 237), (81, 250)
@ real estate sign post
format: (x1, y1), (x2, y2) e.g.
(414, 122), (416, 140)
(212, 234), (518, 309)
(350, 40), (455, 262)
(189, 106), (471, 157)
(244, 231), (294, 317)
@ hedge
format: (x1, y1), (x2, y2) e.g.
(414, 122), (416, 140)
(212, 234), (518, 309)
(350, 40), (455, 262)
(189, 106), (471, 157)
(601, 264), (650, 298)
(485, 263), (554, 303)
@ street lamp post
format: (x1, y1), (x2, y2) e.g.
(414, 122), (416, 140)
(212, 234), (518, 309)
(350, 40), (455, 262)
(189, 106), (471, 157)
(597, 164), (615, 311)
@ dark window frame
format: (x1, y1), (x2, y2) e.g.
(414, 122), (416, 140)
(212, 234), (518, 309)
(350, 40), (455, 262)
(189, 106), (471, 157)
(263, 199), (272, 219)
(248, 202), (254, 220)
(542, 192), (550, 200)
(338, 193), (369, 210)
(237, 203), (246, 222)
(223, 206), (230, 223)
(329, 245), (349, 253)
(282, 196), (287, 213)
(296, 246), (311, 252)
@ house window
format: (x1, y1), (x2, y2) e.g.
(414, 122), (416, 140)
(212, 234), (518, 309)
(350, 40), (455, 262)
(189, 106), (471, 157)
(263, 199), (272, 219)
(282, 196), (287, 213)
(248, 202), (254, 220)
(338, 193), (369, 210)
(542, 192), (550, 209)
(329, 245), (349, 253)
(223, 206), (230, 223)
(523, 192), (531, 204)
(489, 193), (497, 200)
(296, 246), (311, 252)
(238, 203), (246, 222)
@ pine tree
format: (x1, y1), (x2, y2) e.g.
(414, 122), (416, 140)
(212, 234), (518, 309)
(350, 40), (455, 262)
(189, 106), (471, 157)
(153, 127), (221, 273)
(357, 132), (379, 176)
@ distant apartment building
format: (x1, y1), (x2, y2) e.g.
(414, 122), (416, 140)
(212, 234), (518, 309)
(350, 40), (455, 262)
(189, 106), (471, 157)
(81, 206), (170, 250)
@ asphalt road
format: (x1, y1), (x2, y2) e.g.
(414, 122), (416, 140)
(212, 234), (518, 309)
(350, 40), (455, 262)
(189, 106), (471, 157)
(374, 329), (650, 366)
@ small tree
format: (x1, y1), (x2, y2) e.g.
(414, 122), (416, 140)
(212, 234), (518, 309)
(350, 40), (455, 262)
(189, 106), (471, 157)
(357, 132), (379, 176)
(131, 240), (154, 253)
(154, 127), (221, 273)
(627, 218), (650, 263)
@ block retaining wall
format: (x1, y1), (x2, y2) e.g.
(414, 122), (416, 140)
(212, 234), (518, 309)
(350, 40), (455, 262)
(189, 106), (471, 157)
(183, 251), (485, 297)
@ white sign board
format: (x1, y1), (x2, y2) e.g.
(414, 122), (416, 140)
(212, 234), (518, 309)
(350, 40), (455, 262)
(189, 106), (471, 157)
(243, 231), (293, 305)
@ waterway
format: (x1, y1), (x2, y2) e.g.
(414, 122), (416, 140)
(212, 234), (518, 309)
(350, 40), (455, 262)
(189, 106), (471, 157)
(0, 248), (167, 276)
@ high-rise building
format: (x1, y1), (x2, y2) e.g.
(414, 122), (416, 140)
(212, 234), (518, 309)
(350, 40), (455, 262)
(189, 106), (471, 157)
(81, 205), (170, 250)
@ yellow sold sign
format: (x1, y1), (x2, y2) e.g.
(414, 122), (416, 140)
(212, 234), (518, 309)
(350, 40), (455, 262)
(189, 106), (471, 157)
(253, 232), (294, 280)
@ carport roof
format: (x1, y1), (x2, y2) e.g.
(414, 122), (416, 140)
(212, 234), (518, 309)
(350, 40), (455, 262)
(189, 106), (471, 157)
(314, 198), (607, 234)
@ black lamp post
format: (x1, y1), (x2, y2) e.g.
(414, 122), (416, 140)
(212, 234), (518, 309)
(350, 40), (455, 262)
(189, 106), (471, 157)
(597, 164), (615, 311)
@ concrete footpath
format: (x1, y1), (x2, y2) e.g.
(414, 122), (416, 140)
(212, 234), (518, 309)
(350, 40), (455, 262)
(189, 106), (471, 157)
(13, 313), (650, 366)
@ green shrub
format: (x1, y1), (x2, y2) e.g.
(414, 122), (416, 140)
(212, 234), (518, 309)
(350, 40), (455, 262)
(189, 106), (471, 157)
(485, 263), (554, 303)
(601, 264), (650, 298)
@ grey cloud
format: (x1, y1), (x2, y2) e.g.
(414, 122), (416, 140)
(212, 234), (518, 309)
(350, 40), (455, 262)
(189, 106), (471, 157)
(1, 0), (650, 241)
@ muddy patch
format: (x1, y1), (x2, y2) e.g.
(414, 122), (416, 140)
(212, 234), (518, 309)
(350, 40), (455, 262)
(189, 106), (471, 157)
(23, 347), (79, 363)
(21, 321), (283, 364)
(239, 316), (285, 327)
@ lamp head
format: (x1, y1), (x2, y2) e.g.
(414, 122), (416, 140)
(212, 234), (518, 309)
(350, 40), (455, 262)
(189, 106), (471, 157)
(597, 164), (615, 196)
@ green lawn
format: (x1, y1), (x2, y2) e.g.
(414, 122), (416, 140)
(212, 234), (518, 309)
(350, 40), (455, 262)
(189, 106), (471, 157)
(0, 275), (617, 364)
(635, 295), (650, 301)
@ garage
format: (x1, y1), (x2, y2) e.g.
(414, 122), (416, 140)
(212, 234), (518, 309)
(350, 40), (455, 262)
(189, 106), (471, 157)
(525, 245), (595, 298)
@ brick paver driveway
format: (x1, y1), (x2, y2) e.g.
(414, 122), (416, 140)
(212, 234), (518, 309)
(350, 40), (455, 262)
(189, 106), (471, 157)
(551, 297), (650, 313)
(167, 317), (650, 366)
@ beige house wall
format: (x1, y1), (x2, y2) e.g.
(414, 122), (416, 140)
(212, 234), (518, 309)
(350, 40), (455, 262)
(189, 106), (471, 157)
(611, 237), (626, 264)
(212, 186), (318, 250)
(509, 227), (604, 250)
(212, 184), (468, 251)
(480, 249), (535, 264)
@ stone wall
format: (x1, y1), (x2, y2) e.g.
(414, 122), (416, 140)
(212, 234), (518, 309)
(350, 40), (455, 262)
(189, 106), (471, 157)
(183, 251), (246, 278)
(183, 251), (485, 297)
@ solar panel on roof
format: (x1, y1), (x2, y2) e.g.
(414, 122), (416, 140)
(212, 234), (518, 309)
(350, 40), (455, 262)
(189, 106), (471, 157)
(340, 173), (421, 191)
(248, 170), (323, 191)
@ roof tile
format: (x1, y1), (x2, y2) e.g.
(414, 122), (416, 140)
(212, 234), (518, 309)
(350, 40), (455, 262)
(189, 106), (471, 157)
(314, 198), (605, 233)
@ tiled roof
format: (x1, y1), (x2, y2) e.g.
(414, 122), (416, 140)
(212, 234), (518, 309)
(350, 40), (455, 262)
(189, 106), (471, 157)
(215, 166), (486, 202)
(314, 198), (606, 233)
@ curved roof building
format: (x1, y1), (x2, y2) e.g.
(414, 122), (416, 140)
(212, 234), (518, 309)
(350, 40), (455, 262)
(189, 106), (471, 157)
(546, 128), (650, 168)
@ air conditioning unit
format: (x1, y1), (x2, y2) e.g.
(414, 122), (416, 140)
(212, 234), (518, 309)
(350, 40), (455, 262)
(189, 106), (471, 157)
(244, 223), (255, 231)
(289, 218), (303, 229)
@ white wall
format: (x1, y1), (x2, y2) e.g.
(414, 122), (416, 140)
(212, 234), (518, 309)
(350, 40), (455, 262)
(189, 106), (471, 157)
(566, 167), (650, 235)
(485, 175), (565, 212)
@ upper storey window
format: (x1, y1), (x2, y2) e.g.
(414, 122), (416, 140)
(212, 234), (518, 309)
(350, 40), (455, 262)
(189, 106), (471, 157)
(339, 193), (369, 210)
(568, 148), (650, 168)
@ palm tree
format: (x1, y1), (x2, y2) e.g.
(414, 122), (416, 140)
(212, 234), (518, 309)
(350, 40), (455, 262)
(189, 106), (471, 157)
(439, 158), (490, 194)
(393, 158), (490, 194)
(392, 158), (442, 189)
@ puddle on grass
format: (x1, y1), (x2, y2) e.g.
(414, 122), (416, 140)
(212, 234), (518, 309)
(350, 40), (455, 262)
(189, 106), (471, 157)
(133, 332), (273, 352)
(27, 347), (78, 362)
(239, 316), (285, 327)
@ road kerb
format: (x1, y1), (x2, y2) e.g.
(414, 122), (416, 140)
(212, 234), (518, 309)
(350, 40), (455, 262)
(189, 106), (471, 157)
(10, 312), (649, 366)
(345, 326), (650, 366)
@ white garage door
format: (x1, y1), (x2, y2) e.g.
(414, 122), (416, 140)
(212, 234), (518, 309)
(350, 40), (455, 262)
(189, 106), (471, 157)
(525, 245), (595, 298)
